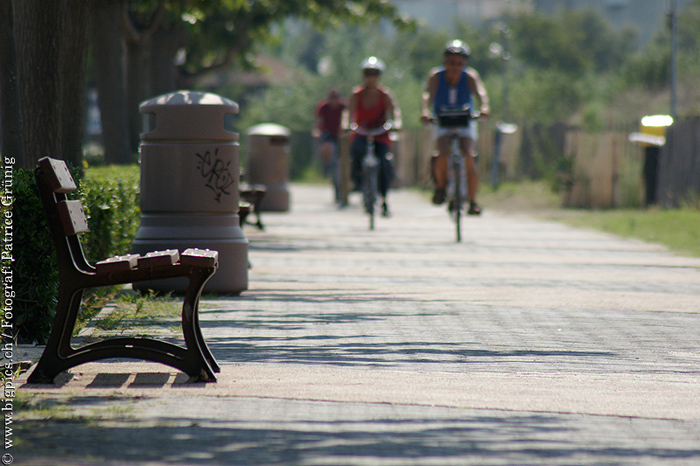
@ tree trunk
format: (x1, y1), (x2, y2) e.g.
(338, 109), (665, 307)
(12, 0), (92, 169)
(0, 0), (23, 166)
(122, 1), (166, 152)
(12, 0), (62, 169)
(125, 37), (151, 153)
(92, 0), (132, 164)
(151, 26), (187, 97)
(59, 0), (93, 168)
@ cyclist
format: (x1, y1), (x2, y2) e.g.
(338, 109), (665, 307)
(314, 88), (346, 203)
(421, 40), (490, 215)
(343, 56), (402, 217)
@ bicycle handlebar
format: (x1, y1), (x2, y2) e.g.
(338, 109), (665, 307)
(423, 111), (483, 125)
(350, 122), (395, 137)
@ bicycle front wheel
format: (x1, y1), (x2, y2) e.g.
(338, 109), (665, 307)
(364, 165), (378, 230)
(452, 157), (462, 242)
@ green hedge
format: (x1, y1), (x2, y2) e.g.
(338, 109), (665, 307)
(10, 164), (140, 344)
(79, 166), (141, 263)
(9, 169), (58, 345)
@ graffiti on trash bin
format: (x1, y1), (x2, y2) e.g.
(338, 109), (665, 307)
(195, 148), (235, 203)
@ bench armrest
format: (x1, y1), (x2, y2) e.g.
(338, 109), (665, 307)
(181, 248), (219, 268)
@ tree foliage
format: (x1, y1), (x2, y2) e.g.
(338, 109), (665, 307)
(239, 8), (637, 130)
(4, 0), (700, 169)
(0, 0), (414, 168)
(131, 0), (415, 86)
(105, 0), (416, 159)
(507, 7), (635, 76)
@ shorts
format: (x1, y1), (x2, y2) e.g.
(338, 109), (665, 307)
(434, 122), (478, 141)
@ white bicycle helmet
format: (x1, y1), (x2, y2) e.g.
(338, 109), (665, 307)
(361, 56), (385, 73)
(444, 40), (471, 58)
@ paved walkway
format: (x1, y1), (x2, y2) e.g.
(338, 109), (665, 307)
(16, 185), (700, 465)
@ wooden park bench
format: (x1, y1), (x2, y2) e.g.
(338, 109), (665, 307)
(27, 157), (221, 384)
(239, 184), (266, 230)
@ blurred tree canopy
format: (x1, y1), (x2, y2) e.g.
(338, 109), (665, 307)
(507, 8), (636, 75)
(4, 0), (700, 168)
(238, 1), (700, 131)
(1, 0), (415, 168)
(236, 7), (637, 129)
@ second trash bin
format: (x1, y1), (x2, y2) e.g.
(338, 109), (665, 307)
(246, 123), (291, 211)
(132, 90), (248, 294)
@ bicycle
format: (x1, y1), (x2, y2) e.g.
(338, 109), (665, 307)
(326, 137), (342, 205)
(352, 122), (393, 231)
(434, 107), (477, 242)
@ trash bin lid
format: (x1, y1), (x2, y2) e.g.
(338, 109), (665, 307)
(140, 90), (239, 142)
(246, 123), (291, 138)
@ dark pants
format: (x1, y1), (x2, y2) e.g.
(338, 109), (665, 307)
(350, 137), (393, 197)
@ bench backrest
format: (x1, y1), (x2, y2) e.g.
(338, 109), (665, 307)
(36, 157), (93, 274)
(37, 158), (89, 237)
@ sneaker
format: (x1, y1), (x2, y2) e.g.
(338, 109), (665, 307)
(432, 187), (446, 205)
(468, 202), (482, 215)
(382, 202), (391, 217)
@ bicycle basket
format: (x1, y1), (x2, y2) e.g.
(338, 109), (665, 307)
(437, 107), (471, 128)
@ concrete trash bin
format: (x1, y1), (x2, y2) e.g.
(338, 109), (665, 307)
(132, 90), (248, 294)
(246, 123), (291, 211)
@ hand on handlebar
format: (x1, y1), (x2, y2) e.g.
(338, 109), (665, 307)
(384, 120), (400, 132)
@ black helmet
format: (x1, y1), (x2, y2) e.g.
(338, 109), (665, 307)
(444, 40), (471, 58)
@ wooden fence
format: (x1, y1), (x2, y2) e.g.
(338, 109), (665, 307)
(290, 116), (699, 209)
(392, 117), (699, 208)
(658, 117), (700, 207)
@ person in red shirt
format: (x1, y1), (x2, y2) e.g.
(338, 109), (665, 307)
(314, 89), (346, 203)
(343, 57), (402, 217)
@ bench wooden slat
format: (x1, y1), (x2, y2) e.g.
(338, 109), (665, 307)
(95, 254), (141, 274)
(137, 249), (180, 268)
(39, 157), (77, 193)
(181, 248), (219, 268)
(57, 200), (89, 235)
